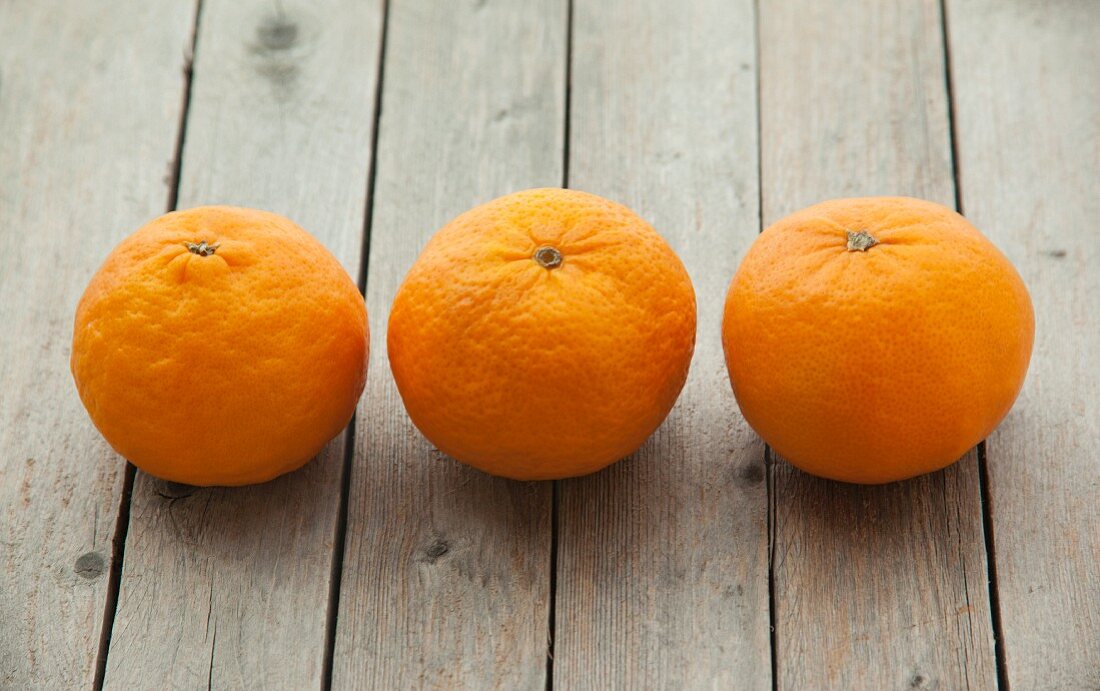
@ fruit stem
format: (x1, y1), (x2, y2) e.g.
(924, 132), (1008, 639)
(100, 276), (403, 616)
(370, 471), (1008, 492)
(185, 241), (219, 256)
(534, 246), (563, 269)
(846, 230), (878, 252)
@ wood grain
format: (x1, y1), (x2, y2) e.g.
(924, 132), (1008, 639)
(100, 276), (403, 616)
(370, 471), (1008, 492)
(947, 1), (1100, 687)
(330, 0), (565, 688)
(0, 1), (196, 687)
(554, 0), (770, 687)
(759, 1), (997, 688)
(102, 0), (383, 688)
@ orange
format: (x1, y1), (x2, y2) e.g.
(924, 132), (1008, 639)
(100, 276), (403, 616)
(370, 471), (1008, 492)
(388, 188), (696, 480)
(71, 206), (368, 486)
(722, 197), (1033, 484)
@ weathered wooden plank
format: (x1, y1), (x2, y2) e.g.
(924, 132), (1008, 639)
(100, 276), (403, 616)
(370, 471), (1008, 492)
(0, 2), (196, 687)
(555, 0), (770, 687)
(102, 1), (383, 688)
(330, 0), (565, 688)
(946, 1), (1100, 687)
(759, 1), (997, 688)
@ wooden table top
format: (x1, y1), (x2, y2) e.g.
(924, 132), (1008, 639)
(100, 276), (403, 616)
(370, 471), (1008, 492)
(2, 1), (1097, 688)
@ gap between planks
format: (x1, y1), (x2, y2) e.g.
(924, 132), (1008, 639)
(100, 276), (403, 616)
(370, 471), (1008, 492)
(93, 2), (205, 685)
(321, 0), (392, 688)
(100, 1), (384, 688)
(938, 1), (1009, 684)
(545, 1), (574, 688)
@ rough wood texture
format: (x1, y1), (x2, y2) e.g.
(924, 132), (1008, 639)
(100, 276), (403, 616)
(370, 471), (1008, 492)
(7, 1), (1098, 687)
(552, 0), (770, 688)
(947, 1), (1100, 687)
(0, 2), (196, 687)
(759, 1), (997, 687)
(102, 1), (383, 688)
(330, 1), (565, 688)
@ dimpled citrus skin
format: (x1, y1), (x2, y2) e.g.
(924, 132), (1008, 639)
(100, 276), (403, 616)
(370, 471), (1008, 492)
(388, 188), (696, 480)
(722, 197), (1034, 484)
(71, 206), (368, 486)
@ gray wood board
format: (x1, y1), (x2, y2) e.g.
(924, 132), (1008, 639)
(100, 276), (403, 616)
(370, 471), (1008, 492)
(331, 0), (566, 688)
(0, 1), (197, 687)
(947, 0), (1100, 687)
(103, 0), (383, 688)
(759, 0), (997, 687)
(554, 0), (771, 687)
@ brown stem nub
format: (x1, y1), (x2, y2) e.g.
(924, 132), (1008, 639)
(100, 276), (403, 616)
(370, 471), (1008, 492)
(846, 230), (878, 252)
(185, 241), (219, 256)
(533, 246), (563, 269)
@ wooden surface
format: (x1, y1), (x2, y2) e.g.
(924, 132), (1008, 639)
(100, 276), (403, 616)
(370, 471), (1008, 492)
(3, 0), (1098, 688)
(0, 2), (196, 687)
(330, 1), (564, 687)
(556, 0), (770, 687)
(102, 1), (383, 688)
(947, 1), (1100, 687)
(758, 1), (996, 688)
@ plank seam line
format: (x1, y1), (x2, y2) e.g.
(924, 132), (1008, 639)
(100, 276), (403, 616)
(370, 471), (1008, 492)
(206, 620), (217, 691)
(977, 441), (1008, 690)
(546, 481), (560, 690)
(560, 0), (573, 192)
(320, 0), (391, 687)
(753, 0), (779, 688)
(91, 1), (205, 687)
(91, 464), (135, 691)
(546, 1), (572, 688)
(939, 1), (1008, 686)
(165, 0), (204, 215)
(765, 448), (779, 691)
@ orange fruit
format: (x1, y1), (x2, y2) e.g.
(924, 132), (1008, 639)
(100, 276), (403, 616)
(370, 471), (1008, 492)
(722, 197), (1033, 484)
(388, 188), (696, 480)
(71, 206), (368, 486)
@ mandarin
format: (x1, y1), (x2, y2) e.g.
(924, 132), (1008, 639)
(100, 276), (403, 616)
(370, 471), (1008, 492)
(722, 197), (1033, 484)
(388, 188), (696, 480)
(71, 206), (368, 486)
